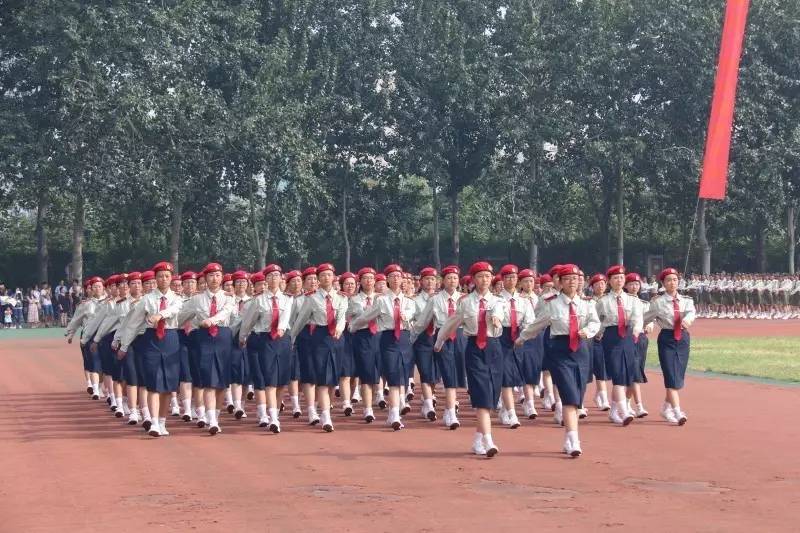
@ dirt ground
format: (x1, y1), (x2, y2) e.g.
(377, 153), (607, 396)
(1, 319), (798, 532)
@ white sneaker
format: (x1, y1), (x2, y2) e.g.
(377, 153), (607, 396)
(351, 388), (362, 404)
(553, 402), (563, 426)
(308, 409), (320, 426)
(364, 408), (375, 424)
(543, 392), (554, 411)
(401, 401), (411, 415)
(523, 400), (538, 419)
(127, 409), (140, 426)
(422, 399), (437, 421)
(170, 398), (180, 417)
(594, 392), (604, 409)
(618, 404), (634, 426)
(196, 411), (207, 428)
(343, 402), (353, 417)
(269, 418), (281, 434)
(321, 410), (334, 432)
(569, 439), (582, 457)
(258, 415), (270, 428)
(660, 403), (678, 423)
(498, 408), (510, 425)
(577, 407), (588, 419)
(148, 421), (161, 438)
(673, 407), (687, 426)
(472, 433), (487, 456)
(505, 410), (521, 429)
(483, 434), (499, 458)
(159, 421), (170, 437)
(635, 403), (649, 418)
(609, 404), (624, 424)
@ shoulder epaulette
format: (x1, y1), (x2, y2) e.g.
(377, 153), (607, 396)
(544, 294), (557, 302)
(304, 290), (316, 296)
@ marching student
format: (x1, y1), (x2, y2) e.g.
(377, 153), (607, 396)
(292, 266), (320, 424)
(337, 272), (358, 417)
(435, 262), (505, 457)
(516, 264), (601, 457)
(238, 264), (292, 433)
(117, 262), (183, 437)
(624, 272), (651, 418)
(83, 276), (118, 408)
(290, 263), (348, 432)
(92, 274), (130, 418)
(347, 267), (381, 423)
(178, 271), (198, 422)
(283, 269), (304, 418)
(374, 273), (387, 294)
(110, 272), (144, 425)
(517, 268), (542, 419)
(229, 270), (251, 419)
(350, 264), (417, 431)
(413, 265), (462, 429)
(595, 265), (643, 426)
(66, 276), (106, 399)
(535, 271), (558, 414)
(588, 273), (611, 411)
(644, 268), (695, 425)
(177, 263), (235, 435)
(411, 267), (440, 421)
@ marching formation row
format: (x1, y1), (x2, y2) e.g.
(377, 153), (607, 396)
(66, 261), (694, 458)
(682, 273), (800, 319)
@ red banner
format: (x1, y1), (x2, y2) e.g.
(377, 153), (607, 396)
(698, 0), (750, 200)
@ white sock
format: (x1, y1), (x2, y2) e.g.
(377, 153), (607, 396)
(225, 390), (233, 405)
(268, 407), (279, 422)
(182, 399), (191, 413)
(196, 406), (206, 419)
(291, 395), (300, 410)
(234, 400), (242, 411)
(142, 407), (151, 421)
(208, 410), (218, 426)
(566, 430), (579, 444)
(159, 417), (167, 430)
(257, 404), (267, 419)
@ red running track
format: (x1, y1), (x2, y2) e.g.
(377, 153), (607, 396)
(0, 321), (798, 531)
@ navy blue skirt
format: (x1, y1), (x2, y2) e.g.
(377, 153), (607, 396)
(131, 334), (147, 387)
(248, 332), (291, 388)
(435, 339), (460, 388)
(140, 328), (181, 393)
(548, 336), (591, 408)
(338, 329), (356, 378)
(120, 344), (140, 387)
(82, 339), (102, 373)
(464, 336), (503, 409)
(589, 338), (608, 382)
(602, 326), (637, 387)
(178, 329), (193, 383)
(99, 332), (118, 378)
(521, 332), (545, 386)
(289, 343), (300, 382)
(413, 331), (439, 384)
(296, 325), (315, 384)
(230, 335), (249, 385)
(192, 326), (233, 389)
(309, 326), (339, 386)
(185, 329), (201, 384)
(499, 327), (524, 387)
(657, 329), (690, 390)
(454, 327), (468, 388)
(541, 326), (552, 373)
(352, 328), (380, 383)
(634, 333), (649, 383)
(379, 330), (413, 387)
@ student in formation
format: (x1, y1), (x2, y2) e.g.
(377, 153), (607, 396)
(624, 272), (652, 418)
(228, 270), (251, 419)
(92, 274), (130, 419)
(347, 267), (381, 423)
(516, 268), (542, 420)
(517, 264), (600, 457)
(110, 271), (144, 425)
(587, 273), (611, 411)
(292, 267), (320, 425)
(411, 267), (440, 421)
(283, 269), (304, 418)
(644, 268), (695, 426)
(435, 262), (505, 457)
(82, 275), (119, 410)
(66, 276), (106, 399)
(337, 272), (358, 417)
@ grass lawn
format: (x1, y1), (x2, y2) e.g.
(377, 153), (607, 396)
(648, 337), (800, 383)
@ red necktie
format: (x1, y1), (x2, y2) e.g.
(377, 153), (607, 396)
(425, 298), (435, 336)
(326, 295), (335, 336)
(673, 298), (682, 341)
(271, 296), (279, 339)
(208, 295), (219, 337)
(616, 295), (626, 338)
(366, 296), (377, 334)
(568, 301), (579, 352)
(156, 296), (166, 340)
(476, 298), (487, 349)
(447, 298), (456, 342)
(238, 299), (244, 313)
(510, 297), (518, 341)
(393, 297), (401, 340)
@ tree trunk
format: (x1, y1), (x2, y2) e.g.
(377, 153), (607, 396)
(169, 196), (184, 270)
(432, 184), (441, 271)
(600, 206), (611, 267)
(528, 233), (538, 272)
(35, 188), (49, 283)
(755, 222), (768, 272)
(450, 188), (460, 265)
(71, 192), (85, 283)
(615, 169), (625, 265)
(259, 221), (270, 269)
(696, 199), (711, 275)
(342, 187), (351, 272)
(788, 205), (797, 274)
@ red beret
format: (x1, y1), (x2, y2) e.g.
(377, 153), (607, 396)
(152, 261), (174, 274)
(375, 273), (387, 282)
(117, 273), (129, 283)
(659, 267), (680, 282)
(518, 268), (535, 280)
(317, 263), (335, 275)
(262, 264), (282, 275)
(180, 271), (197, 281)
(460, 275), (472, 286)
(203, 262), (223, 275)
(339, 271), (356, 282)
(141, 271), (155, 282)
(559, 264), (581, 277)
(548, 265), (563, 277)
(538, 274), (553, 284)
(357, 267), (376, 277)
(493, 274), (502, 283)
(222, 273), (233, 283)
(383, 264), (403, 276)
(625, 272), (641, 284)
(285, 270), (302, 282)
(232, 270), (249, 282)
(302, 267), (317, 279)
(589, 273), (607, 286)
(442, 265), (460, 276)
(104, 275), (116, 286)
(87, 276), (104, 286)
(606, 264), (626, 277)
(250, 272), (266, 283)
(127, 271), (142, 282)
(468, 261), (493, 277)
(499, 264), (518, 276)
(419, 267), (437, 278)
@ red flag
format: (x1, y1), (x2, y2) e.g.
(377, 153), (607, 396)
(698, 0), (750, 200)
